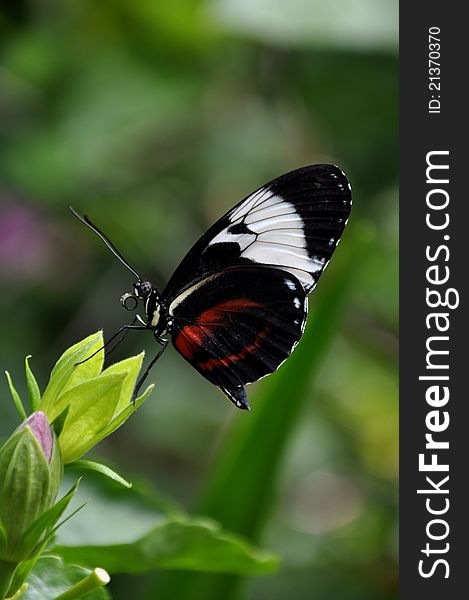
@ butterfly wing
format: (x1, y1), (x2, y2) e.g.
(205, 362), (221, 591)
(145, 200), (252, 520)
(168, 266), (307, 409)
(161, 163), (351, 408)
(162, 164), (351, 300)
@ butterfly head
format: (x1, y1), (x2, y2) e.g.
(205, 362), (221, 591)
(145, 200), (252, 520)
(133, 282), (168, 334)
(120, 280), (155, 311)
(121, 280), (167, 333)
(133, 279), (153, 300)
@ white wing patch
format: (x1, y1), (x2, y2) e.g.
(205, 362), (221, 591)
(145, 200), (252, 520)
(208, 189), (322, 290)
(208, 229), (256, 251)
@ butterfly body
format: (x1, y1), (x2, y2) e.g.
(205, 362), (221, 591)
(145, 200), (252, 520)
(72, 164), (352, 410)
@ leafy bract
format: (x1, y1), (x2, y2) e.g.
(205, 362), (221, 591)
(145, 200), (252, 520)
(40, 332), (105, 420)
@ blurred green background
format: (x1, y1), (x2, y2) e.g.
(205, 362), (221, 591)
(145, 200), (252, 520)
(0, 1), (398, 599)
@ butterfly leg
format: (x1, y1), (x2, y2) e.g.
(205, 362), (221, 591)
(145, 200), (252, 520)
(75, 318), (149, 365)
(133, 338), (169, 400)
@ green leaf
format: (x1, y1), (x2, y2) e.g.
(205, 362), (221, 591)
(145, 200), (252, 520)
(57, 374), (126, 464)
(94, 384), (154, 443)
(66, 460), (132, 489)
(51, 407), (70, 438)
(53, 474), (180, 547)
(17, 556), (109, 600)
(24, 357), (41, 413)
(4, 371), (27, 421)
(49, 476), (276, 577)
(40, 332), (104, 420)
(100, 353), (144, 415)
(53, 517), (278, 576)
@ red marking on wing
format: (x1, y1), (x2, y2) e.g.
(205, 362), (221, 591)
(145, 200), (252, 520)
(197, 299), (262, 326)
(198, 326), (271, 371)
(174, 325), (205, 360)
(174, 298), (264, 361)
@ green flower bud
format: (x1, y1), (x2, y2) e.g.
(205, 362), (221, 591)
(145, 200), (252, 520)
(0, 412), (62, 562)
(38, 333), (154, 464)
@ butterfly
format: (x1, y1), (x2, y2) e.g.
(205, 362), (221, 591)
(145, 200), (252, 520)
(71, 164), (352, 410)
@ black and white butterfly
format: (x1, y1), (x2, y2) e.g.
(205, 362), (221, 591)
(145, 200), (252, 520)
(71, 164), (352, 410)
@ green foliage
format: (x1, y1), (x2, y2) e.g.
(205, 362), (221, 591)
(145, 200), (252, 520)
(50, 475), (278, 578)
(5, 334), (154, 470)
(55, 518), (277, 576)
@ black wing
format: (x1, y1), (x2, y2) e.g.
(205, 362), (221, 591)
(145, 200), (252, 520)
(162, 164), (351, 301)
(169, 266), (307, 409)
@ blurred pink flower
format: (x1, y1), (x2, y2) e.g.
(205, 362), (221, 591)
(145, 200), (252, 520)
(0, 201), (52, 281)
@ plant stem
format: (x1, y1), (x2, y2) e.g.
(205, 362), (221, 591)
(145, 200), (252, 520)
(53, 568), (110, 600)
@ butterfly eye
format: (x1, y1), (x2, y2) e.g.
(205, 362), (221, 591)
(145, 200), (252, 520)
(121, 293), (138, 311)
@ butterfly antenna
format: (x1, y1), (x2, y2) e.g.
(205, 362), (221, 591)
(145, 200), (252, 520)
(70, 207), (142, 281)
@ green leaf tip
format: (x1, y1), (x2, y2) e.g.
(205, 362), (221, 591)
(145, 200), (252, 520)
(4, 371), (27, 421)
(25, 356), (41, 413)
(66, 460), (132, 489)
(101, 352), (145, 415)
